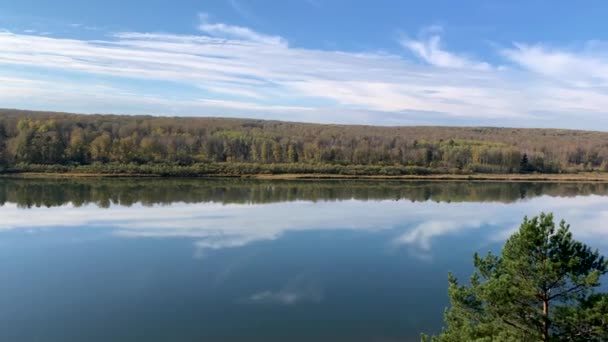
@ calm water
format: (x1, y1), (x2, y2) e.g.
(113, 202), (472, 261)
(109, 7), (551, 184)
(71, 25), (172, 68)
(1, 178), (607, 342)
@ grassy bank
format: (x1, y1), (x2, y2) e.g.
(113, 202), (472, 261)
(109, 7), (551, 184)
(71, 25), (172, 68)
(0, 162), (461, 178)
(249, 173), (608, 182)
(2, 163), (608, 182)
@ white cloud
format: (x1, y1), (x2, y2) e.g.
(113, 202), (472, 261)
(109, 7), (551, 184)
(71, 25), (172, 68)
(3, 18), (608, 126)
(0, 75), (316, 119)
(502, 43), (608, 86)
(196, 98), (313, 112)
(401, 34), (491, 70)
(197, 12), (285, 46)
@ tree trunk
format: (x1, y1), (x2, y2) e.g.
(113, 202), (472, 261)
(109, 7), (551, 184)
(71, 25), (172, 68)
(542, 299), (549, 341)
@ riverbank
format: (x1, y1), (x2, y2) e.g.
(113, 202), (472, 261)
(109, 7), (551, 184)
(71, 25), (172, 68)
(4, 171), (608, 182)
(249, 172), (608, 182)
(4, 162), (608, 182)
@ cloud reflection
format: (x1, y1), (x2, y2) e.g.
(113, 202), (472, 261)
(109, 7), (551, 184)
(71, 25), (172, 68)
(248, 274), (324, 305)
(1, 195), (607, 256)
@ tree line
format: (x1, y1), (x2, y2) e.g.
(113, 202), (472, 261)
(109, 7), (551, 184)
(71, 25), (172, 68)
(2, 109), (608, 174)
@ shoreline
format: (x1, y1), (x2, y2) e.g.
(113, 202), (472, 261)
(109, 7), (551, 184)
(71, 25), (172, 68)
(3, 172), (608, 182)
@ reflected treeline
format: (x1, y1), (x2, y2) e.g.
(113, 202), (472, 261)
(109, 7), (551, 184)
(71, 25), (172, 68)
(1, 177), (608, 208)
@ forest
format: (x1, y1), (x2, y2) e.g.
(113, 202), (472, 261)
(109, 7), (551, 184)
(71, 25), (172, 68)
(1, 109), (608, 176)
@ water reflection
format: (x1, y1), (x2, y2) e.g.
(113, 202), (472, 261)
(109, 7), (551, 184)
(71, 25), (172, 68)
(2, 177), (608, 207)
(0, 178), (607, 341)
(1, 178), (607, 255)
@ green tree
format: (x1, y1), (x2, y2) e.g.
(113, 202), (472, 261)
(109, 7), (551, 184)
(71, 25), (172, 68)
(554, 293), (608, 341)
(272, 141), (282, 163)
(287, 143), (298, 163)
(261, 140), (271, 163)
(90, 133), (113, 163)
(11, 119), (37, 163)
(423, 213), (607, 342)
(66, 127), (88, 164)
(520, 153), (533, 173)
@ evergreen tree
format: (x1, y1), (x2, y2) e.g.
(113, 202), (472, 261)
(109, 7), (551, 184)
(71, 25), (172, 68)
(520, 153), (532, 173)
(554, 293), (608, 341)
(423, 213), (608, 342)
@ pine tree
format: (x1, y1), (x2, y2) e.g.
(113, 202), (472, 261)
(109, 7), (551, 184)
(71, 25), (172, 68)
(520, 153), (532, 173)
(423, 213), (608, 341)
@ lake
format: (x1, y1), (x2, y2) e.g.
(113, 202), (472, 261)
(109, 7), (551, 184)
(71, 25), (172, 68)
(1, 178), (607, 342)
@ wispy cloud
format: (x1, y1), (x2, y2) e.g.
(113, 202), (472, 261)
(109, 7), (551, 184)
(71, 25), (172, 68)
(401, 31), (491, 70)
(3, 16), (608, 127)
(228, 0), (258, 22)
(502, 42), (608, 86)
(197, 12), (285, 45)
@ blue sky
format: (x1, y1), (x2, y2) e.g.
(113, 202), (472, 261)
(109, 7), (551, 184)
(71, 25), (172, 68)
(2, 0), (608, 129)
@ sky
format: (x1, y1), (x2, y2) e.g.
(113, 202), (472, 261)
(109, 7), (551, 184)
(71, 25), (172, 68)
(2, 0), (608, 129)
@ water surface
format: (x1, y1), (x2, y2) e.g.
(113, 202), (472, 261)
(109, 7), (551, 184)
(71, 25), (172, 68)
(1, 178), (607, 341)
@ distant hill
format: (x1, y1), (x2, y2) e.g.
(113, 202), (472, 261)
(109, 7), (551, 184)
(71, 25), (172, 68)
(0, 108), (607, 176)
